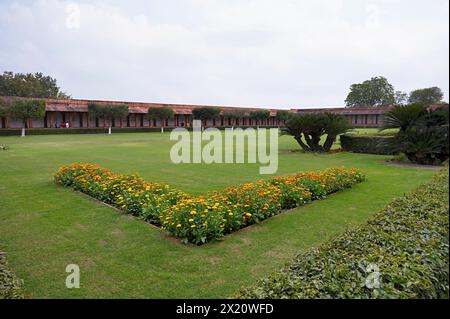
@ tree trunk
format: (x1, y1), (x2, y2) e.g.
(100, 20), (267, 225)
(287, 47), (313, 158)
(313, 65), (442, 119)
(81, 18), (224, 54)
(305, 134), (324, 152)
(294, 134), (310, 151)
(323, 135), (336, 152)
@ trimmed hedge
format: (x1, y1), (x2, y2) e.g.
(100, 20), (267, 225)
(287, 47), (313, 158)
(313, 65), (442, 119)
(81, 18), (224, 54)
(238, 167), (449, 299)
(340, 134), (396, 155)
(55, 164), (365, 244)
(0, 250), (23, 299)
(0, 127), (175, 136)
(0, 126), (278, 136)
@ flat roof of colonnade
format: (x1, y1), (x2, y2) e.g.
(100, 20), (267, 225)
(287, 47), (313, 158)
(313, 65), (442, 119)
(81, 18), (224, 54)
(0, 96), (394, 115)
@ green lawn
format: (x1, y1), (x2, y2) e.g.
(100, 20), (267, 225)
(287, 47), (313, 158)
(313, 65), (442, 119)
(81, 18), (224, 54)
(0, 130), (435, 298)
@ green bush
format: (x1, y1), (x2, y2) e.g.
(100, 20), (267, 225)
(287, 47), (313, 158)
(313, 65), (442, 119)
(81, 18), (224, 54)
(0, 251), (23, 299)
(0, 127), (177, 136)
(0, 126), (278, 136)
(381, 104), (449, 165)
(238, 167), (449, 299)
(340, 134), (396, 155)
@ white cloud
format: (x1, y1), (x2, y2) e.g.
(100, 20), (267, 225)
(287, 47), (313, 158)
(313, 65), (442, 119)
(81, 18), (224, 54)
(0, 0), (448, 108)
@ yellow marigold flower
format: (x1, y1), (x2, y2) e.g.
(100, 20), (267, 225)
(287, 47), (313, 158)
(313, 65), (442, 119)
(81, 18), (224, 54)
(188, 218), (194, 222)
(190, 210), (197, 215)
(176, 224), (182, 228)
(191, 225), (196, 228)
(228, 212), (233, 216)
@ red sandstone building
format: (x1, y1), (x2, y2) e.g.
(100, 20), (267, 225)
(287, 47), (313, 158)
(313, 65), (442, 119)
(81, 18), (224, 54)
(0, 96), (391, 129)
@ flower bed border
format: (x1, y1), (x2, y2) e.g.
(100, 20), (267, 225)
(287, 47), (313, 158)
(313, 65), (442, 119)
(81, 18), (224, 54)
(54, 163), (365, 244)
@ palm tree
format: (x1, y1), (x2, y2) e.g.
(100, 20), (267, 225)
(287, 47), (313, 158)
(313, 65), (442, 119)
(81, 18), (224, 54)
(382, 104), (449, 165)
(381, 103), (426, 132)
(282, 113), (349, 152)
(322, 113), (351, 151)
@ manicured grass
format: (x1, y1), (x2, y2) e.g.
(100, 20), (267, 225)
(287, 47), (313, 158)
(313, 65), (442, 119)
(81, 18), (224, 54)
(0, 130), (435, 298)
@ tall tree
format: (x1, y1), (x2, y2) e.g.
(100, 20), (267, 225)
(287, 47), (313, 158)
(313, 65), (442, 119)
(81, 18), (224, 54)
(192, 107), (221, 128)
(408, 87), (444, 105)
(345, 76), (395, 107)
(0, 71), (70, 99)
(9, 99), (46, 136)
(394, 91), (409, 105)
(147, 107), (174, 133)
(88, 103), (129, 134)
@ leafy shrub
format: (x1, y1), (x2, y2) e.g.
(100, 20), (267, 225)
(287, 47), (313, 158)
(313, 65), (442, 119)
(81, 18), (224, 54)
(238, 167), (449, 299)
(0, 127), (280, 136)
(55, 164), (365, 244)
(0, 127), (178, 136)
(381, 104), (449, 165)
(340, 134), (396, 155)
(0, 251), (23, 299)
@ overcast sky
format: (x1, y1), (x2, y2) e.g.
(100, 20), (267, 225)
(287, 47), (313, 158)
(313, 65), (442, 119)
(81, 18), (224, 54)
(0, 0), (448, 109)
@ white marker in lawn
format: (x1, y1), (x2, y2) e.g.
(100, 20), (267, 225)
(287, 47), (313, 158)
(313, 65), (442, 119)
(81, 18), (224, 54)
(170, 126), (279, 175)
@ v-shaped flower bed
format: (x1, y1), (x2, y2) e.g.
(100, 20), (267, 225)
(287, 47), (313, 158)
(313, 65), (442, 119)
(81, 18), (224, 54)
(54, 163), (365, 244)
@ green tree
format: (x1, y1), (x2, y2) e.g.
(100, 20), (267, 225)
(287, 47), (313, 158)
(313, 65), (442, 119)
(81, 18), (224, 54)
(408, 87), (444, 105)
(192, 107), (221, 127)
(249, 110), (271, 127)
(147, 107), (174, 133)
(282, 113), (350, 152)
(322, 113), (352, 151)
(222, 109), (248, 127)
(275, 110), (291, 126)
(0, 71), (70, 99)
(345, 76), (395, 107)
(9, 99), (46, 136)
(381, 104), (449, 165)
(0, 98), (10, 118)
(394, 91), (409, 105)
(88, 103), (129, 134)
(381, 103), (427, 132)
